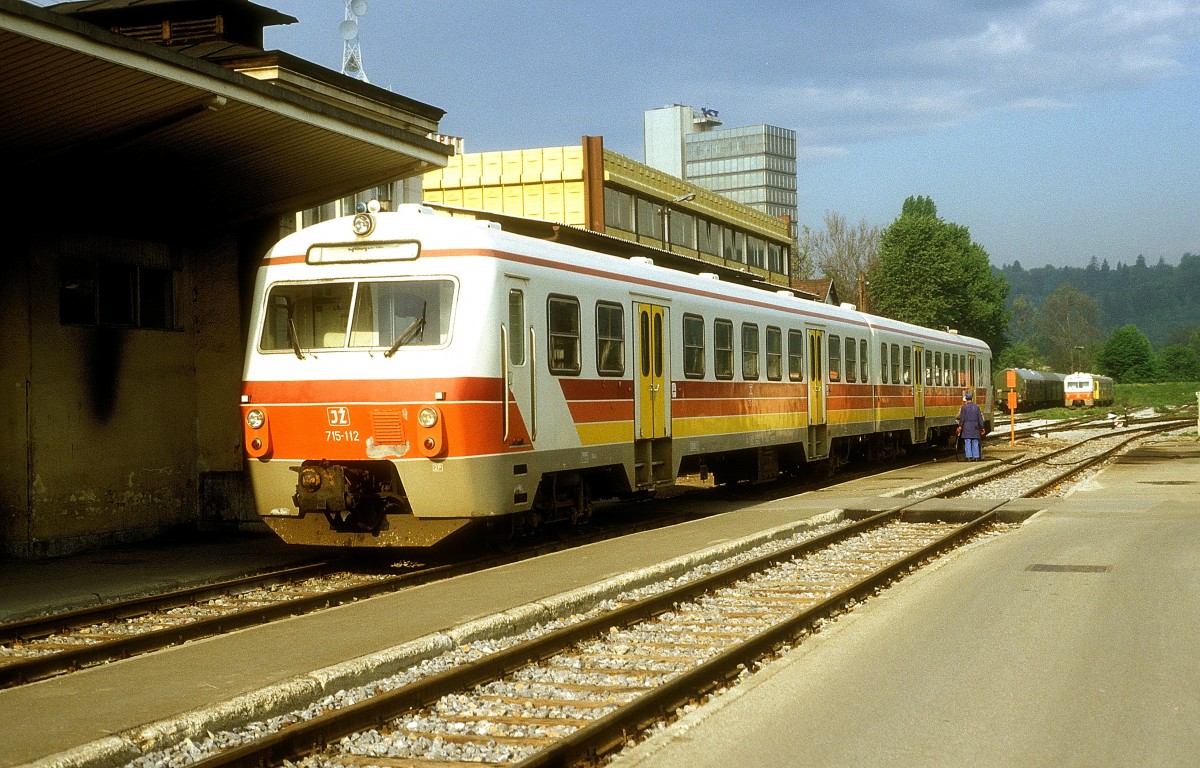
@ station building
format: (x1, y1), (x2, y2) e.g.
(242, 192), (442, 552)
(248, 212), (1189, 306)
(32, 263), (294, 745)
(422, 136), (795, 287)
(1, 0), (451, 557)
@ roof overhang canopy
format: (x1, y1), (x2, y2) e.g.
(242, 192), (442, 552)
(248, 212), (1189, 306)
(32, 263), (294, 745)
(0, 0), (451, 236)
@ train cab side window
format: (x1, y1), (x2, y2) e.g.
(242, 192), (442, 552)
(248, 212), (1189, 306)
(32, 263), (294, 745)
(828, 334), (841, 382)
(766, 326), (782, 381)
(595, 302), (624, 376)
(742, 323), (760, 380)
(714, 319), (734, 379)
(845, 337), (857, 383)
(880, 343), (889, 384)
(890, 344), (901, 385)
(683, 314), (705, 378)
(508, 289), (526, 365)
(547, 295), (581, 375)
(902, 345), (912, 384)
(787, 329), (805, 382)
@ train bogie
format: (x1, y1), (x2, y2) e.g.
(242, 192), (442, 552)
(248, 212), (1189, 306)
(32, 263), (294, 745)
(241, 205), (993, 547)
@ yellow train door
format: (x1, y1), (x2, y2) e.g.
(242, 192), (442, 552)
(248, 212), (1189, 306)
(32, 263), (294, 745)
(807, 328), (826, 427)
(636, 303), (669, 439)
(913, 344), (925, 419)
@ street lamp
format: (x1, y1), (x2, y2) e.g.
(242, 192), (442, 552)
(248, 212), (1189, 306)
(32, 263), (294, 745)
(661, 192), (696, 250)
(1072, 345), (1084, 372)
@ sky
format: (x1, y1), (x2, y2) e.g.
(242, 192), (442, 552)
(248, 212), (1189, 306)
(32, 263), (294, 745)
(180, 2), (1200, 268)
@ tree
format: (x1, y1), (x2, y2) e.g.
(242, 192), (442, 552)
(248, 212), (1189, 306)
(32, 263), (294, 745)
(997, 341), (1045, 371)
(1008, 295), (1038, 346)
(1034, 283), (1104, 371)
(798, 211), (879, 307)
(791, 224), (817, 282)
(1097, 325), (1157, 382)
(868, 196), (1009, 353)
(1157, 345), (1200, 381)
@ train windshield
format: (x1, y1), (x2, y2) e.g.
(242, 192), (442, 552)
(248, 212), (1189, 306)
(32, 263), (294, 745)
(259, 279), (455, 353)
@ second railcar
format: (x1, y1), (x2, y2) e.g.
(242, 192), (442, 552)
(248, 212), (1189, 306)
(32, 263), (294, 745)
(995, 368), (1067, 413)
(1064, 372), (1115, 408)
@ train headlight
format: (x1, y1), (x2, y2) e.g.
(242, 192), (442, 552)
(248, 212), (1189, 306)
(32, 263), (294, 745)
(417, 407), (439, 428)
(246, 409), (265, 429)
(351, 212), (375, 236)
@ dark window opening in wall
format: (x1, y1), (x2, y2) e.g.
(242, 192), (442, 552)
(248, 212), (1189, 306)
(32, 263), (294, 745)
(60, 259), (175, 330)
(59, 257), (97, 325)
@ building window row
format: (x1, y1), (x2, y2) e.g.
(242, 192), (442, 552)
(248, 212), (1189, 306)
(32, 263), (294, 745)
(603, 186), (789, 275)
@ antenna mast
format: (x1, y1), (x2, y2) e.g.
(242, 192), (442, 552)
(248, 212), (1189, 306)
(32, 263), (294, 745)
(339, 0), (369, 82)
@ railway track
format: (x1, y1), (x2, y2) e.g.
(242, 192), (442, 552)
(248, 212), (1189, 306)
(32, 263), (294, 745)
(944, 419), (1192, 500)
(154, 511), (1002, 768)
(122, 418), (1195, 767)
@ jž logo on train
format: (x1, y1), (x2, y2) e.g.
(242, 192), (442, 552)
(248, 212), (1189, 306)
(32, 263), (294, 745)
(326, 407), (351, 426)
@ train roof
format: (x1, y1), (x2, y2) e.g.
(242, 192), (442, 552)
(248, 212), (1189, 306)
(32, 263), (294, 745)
(1000, 368), (1067, 382)
(268, 205), (991, 354)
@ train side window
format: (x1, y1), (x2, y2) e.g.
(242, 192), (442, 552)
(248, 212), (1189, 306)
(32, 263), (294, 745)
(845, 336), (857, 383)
(828, 334), (841, 382)
(766, 326), (782, 381)
(547, 295), (581, 375)
(714, 319), (734, 379)
(934, 351), (942, 385)
(942, 353), (951, 387)
(925, 350), (934, 385)
(788, 329), (805, 382)
(880, 343), (889, 384)
(902, 345), (911, 384)
(683, 313), (705, 378)
(508, 289), (525, 365)
(890, 343), (901, 384)
(860, 340), (868, 384)
(595, 301), (624, 376)
(742, 323), (760, 380)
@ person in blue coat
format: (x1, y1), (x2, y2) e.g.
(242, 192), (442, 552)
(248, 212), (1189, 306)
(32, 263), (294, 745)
(957, 391), (985, 461)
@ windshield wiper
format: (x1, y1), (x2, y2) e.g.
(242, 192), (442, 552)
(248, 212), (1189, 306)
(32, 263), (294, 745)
(384, 303), (427, 358)
(287, 317), (306, 360)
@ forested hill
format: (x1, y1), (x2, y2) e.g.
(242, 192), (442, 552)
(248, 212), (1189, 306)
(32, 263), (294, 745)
(998, 253), (1200, 345)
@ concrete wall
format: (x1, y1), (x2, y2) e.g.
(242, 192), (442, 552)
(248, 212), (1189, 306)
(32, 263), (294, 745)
(1, 229), (255, 558)
(0, 238), (32, 547)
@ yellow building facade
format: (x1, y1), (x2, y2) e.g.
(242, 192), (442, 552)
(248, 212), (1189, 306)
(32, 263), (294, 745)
(423, 136), (792, 286)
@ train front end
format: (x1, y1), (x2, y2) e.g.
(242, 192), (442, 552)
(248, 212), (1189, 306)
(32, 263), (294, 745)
(240, 206), (518, 547)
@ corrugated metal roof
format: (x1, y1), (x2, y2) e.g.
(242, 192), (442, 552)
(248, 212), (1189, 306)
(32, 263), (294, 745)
(1, 0), (451, 236)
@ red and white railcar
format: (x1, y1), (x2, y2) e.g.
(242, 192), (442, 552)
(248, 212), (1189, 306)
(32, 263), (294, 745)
(241, 205), (993, 546)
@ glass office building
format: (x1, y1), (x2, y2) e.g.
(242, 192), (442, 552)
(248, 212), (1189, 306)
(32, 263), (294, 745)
(644, 105), (797, 236)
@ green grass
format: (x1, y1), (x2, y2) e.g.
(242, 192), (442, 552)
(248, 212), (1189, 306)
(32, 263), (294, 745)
(1113, 382), (1200, 412)
(1010, 381), (1200, 420)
